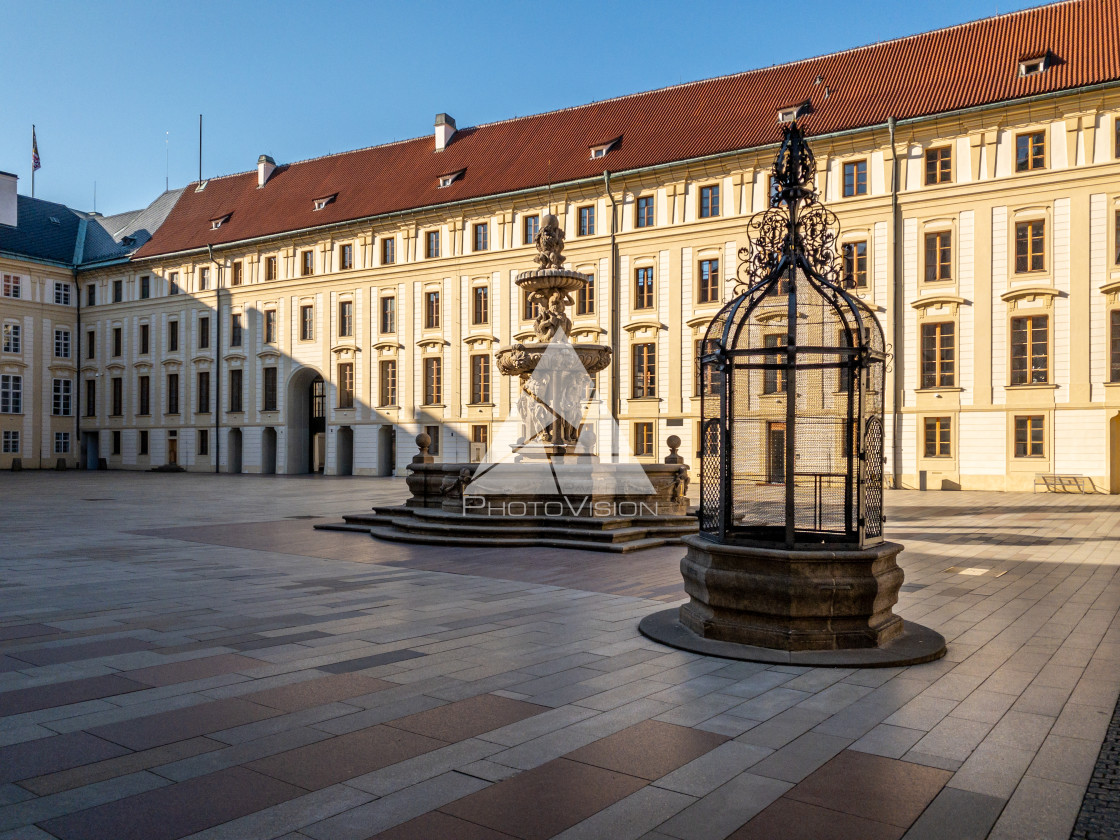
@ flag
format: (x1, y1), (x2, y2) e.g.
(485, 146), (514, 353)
(32, 127), (41, 172)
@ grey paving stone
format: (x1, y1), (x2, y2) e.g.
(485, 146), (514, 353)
(656, 772), (792, 840)
(744, 731), (851, 784)
(344, 737), (504, 796)
(850, 724), (927, 759)
(947, 742), (1035, 799)
(901, 786), (1007, 840)
(652, 741), (773, 797)
(986, 775), (1084, 840)
(552, 785), (696, 840)
(178, 785), (374, 840)
(0, 771), (169, 833)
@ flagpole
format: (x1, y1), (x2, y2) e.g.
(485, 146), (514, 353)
(31, 125), (35, 198)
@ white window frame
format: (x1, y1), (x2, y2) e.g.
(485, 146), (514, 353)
(0, 374), (22, 413)
(54, 282), (72, 306)
(54, 328), (71, 359)
(52, 378), (73, 416)
(2, 323), (20, 354)
(2, 429), (19, 453)
(54, 431), (70, 454)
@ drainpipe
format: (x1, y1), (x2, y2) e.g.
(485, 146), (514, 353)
(74, 267), (81, 467)
(604, 170), (620, 463)
(888, 117), (902, 489)
(208, 244), (222, 474)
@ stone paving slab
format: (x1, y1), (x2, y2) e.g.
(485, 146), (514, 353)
(1, 473), (1119, 839)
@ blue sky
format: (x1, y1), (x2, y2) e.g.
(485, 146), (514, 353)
(1, 0), (1045, 216)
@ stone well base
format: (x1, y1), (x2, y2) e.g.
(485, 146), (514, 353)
(639, 534), (945, 665)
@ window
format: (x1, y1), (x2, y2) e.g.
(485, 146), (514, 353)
(633, 343), (656, 398)
(198, 429), (209, 456)
(54, 282), (72, 306)
(636, 196), (654, 228)
(523, 291), (542, 322)
(426, 230), (441, 258)
(0, 375), (22, 413)
(768, 174), (780, 205)
(138, 375), (149, 415)
(339, 244), (353, 270)
(379, 359), (397, 406)
(698, 258), (720, 303)
(578, 205), (595, 236)
(264, 310), (277, 344)
(167, 373), (179, 414)
(425, 291), (440, 329)
(300, 305), (314, 341)
(265, 257), (277, 281)
(229, 369), (243, 412)
(140, 276), (150, 299)
(263, 367), (278, 411)
(763, 334), (786, 394)
(524, 214), (540, 245)
(339, 300), (353, 337)
(381, 237), (396, 265)
(1016, 131), (1046, 172)
(113, 279), (123, 302)
(1014, 415), (1045, 457)
(54, 432), (70, 455)
(112, 430), (121, 455)
(842, 242), (867, 288)
(634, 422), (654, 457)
(381, 297), (396, 333)
(231, 261), (243, 286)
(2, 324), (20, 353)
(230, 313), (243, 347)
(86, 330), (96, 360)
(49, 380), (71, 416)
(699, 184), (720, 218)
(138, 324), (149, 355)
(921, 322), (956, 388)
(168, 321), (179, 352)
(301, 250), (315, 276)
(470, 354), (491, 404)
(1111, 310), (1120, 382)
(1011, 315), (1049, 385)
(113, 327), (122, 357)
(925, 147), (952, 185)
(695, 339), (720, 397)
(635, 267), (654, 309)
(1114, 210), (1120, 264)
(198, 268), (209, 292)
(473, 223), (489, 252)
(199, 316), (210, 349)
(1015, 220), (1045, 273)
(473, 286), (489, 325)
(577, 275), (595, 315)
(197, 371), (211, 413)
(425, 426), (440, 456)
(1, 274), (21, 299)
(85, 379), (95, 416)
(139, 430), (148, 456)
(924, 231), (952, 282)
(169, 273), (179, 295)
(111, 377), (122, 416)
(87, 284), (96, 305)
(424, 357), (442, 404)
(2, 430), (18, 453)
(843, 160), (867, 196)
(338, 362), (354, 408)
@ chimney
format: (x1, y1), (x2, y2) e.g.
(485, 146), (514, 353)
(0, 171), (17, 228)
(257, 155), (276, 188)
(434, 114), (456, 152)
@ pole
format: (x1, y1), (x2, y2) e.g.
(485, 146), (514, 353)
(31, 125), (35, 198)
(199, 115), (203, 184)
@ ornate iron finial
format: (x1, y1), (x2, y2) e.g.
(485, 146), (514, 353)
(772, 122), (817, 207)
(533, 213), (566, 270)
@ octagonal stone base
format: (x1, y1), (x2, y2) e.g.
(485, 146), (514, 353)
(678, 534), (909, 651)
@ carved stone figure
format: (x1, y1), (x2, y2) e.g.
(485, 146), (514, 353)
(533, 289), (573, 342)
(533, 213), (566, 270)
(671, 466), (690, 501)
(440, 467), (473, 498)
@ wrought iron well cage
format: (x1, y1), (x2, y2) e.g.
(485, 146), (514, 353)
(699, 123), (888, 549)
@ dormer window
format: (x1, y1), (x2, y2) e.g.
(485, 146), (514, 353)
(210, 214), (230, 230)
(778, 100), (813, 124)
(1019, 52), (1053, 77)
(438, 169), (465, 188)
(589, 136), (621, 160)
(195, 180), (208, 192)
(313, 194), (337, 211)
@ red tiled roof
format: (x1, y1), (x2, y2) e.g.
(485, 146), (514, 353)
(135, 0), (1120, 260)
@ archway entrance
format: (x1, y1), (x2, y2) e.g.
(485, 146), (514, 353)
(227, 428), (242, 474)
(378, 425), (396, 476)
(285, 368), (325, 474)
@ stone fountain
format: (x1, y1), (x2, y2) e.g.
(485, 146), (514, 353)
(323, 214), (698, 552)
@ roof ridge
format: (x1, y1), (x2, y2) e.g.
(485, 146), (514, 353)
(186, 0), (1081, 186)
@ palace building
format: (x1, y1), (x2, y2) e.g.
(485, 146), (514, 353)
(4, 0), (1120, 492)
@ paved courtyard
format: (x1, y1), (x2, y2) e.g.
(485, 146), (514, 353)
(1, 472), (1118, 840)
